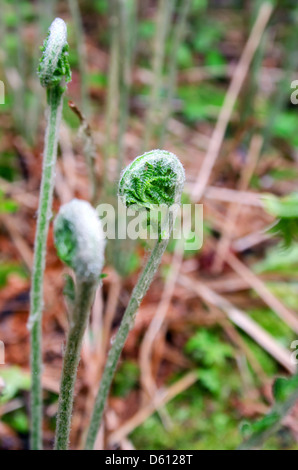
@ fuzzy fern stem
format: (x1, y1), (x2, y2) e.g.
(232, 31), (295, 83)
(85, 235), (171, 449)
(54, 280), (98, 450)
(85, 150), (185, 449)
(28, 18), (71, 450)
(29, 86), (63, 450)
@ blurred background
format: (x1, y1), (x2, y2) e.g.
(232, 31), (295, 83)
(0, 0), (298, 450)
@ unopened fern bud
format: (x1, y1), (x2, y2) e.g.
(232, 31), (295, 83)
(54, 199), (105, 281)
(38, 18), (71, 89)
(119, 150), (185, 210)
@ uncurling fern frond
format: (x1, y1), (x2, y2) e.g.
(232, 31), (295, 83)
(85, 149), (185, 450)
(119, 149), (185, 210)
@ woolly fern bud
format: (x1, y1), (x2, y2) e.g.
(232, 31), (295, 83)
(38, 18), (71, 89)
(54, 199), (106, 450)
(119, 150), (185, 210)
(54, 199), (105, 282)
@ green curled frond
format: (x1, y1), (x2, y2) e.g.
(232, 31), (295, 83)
(54, 199), (105, 281)
(38, 18), (71, 89)
(119, 150), (185, 210)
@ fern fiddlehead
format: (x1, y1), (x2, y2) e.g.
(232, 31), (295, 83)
(38, 17), (71, 90)
(119, 150), (185, 209)
(28, 18), (71, 450)
(54, 200), (105, 450)
(86, 150), (185, 449)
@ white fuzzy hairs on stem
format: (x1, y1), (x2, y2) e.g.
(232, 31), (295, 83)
(54, 199), (105, 281)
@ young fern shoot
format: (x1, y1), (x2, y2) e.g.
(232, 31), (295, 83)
(86, 150), (185, 449)
(54, 200), (105, 450)
(28, 18), (71, 450)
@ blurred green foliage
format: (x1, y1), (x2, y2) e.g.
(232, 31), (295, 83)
(0, 263), (27, 289)
(2, 410), (29, 434)
(178, 84), (225, 123)
(263, 193), (298, 246)
(113, 360), (139, 398)
(0, 190), (19, 214)
(240, 374), (298, 449)
(0, 367), (30, 405)
(255, 244), (298, 275)
(131, 388), (241, 450)
(94, 0), (109, 15)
